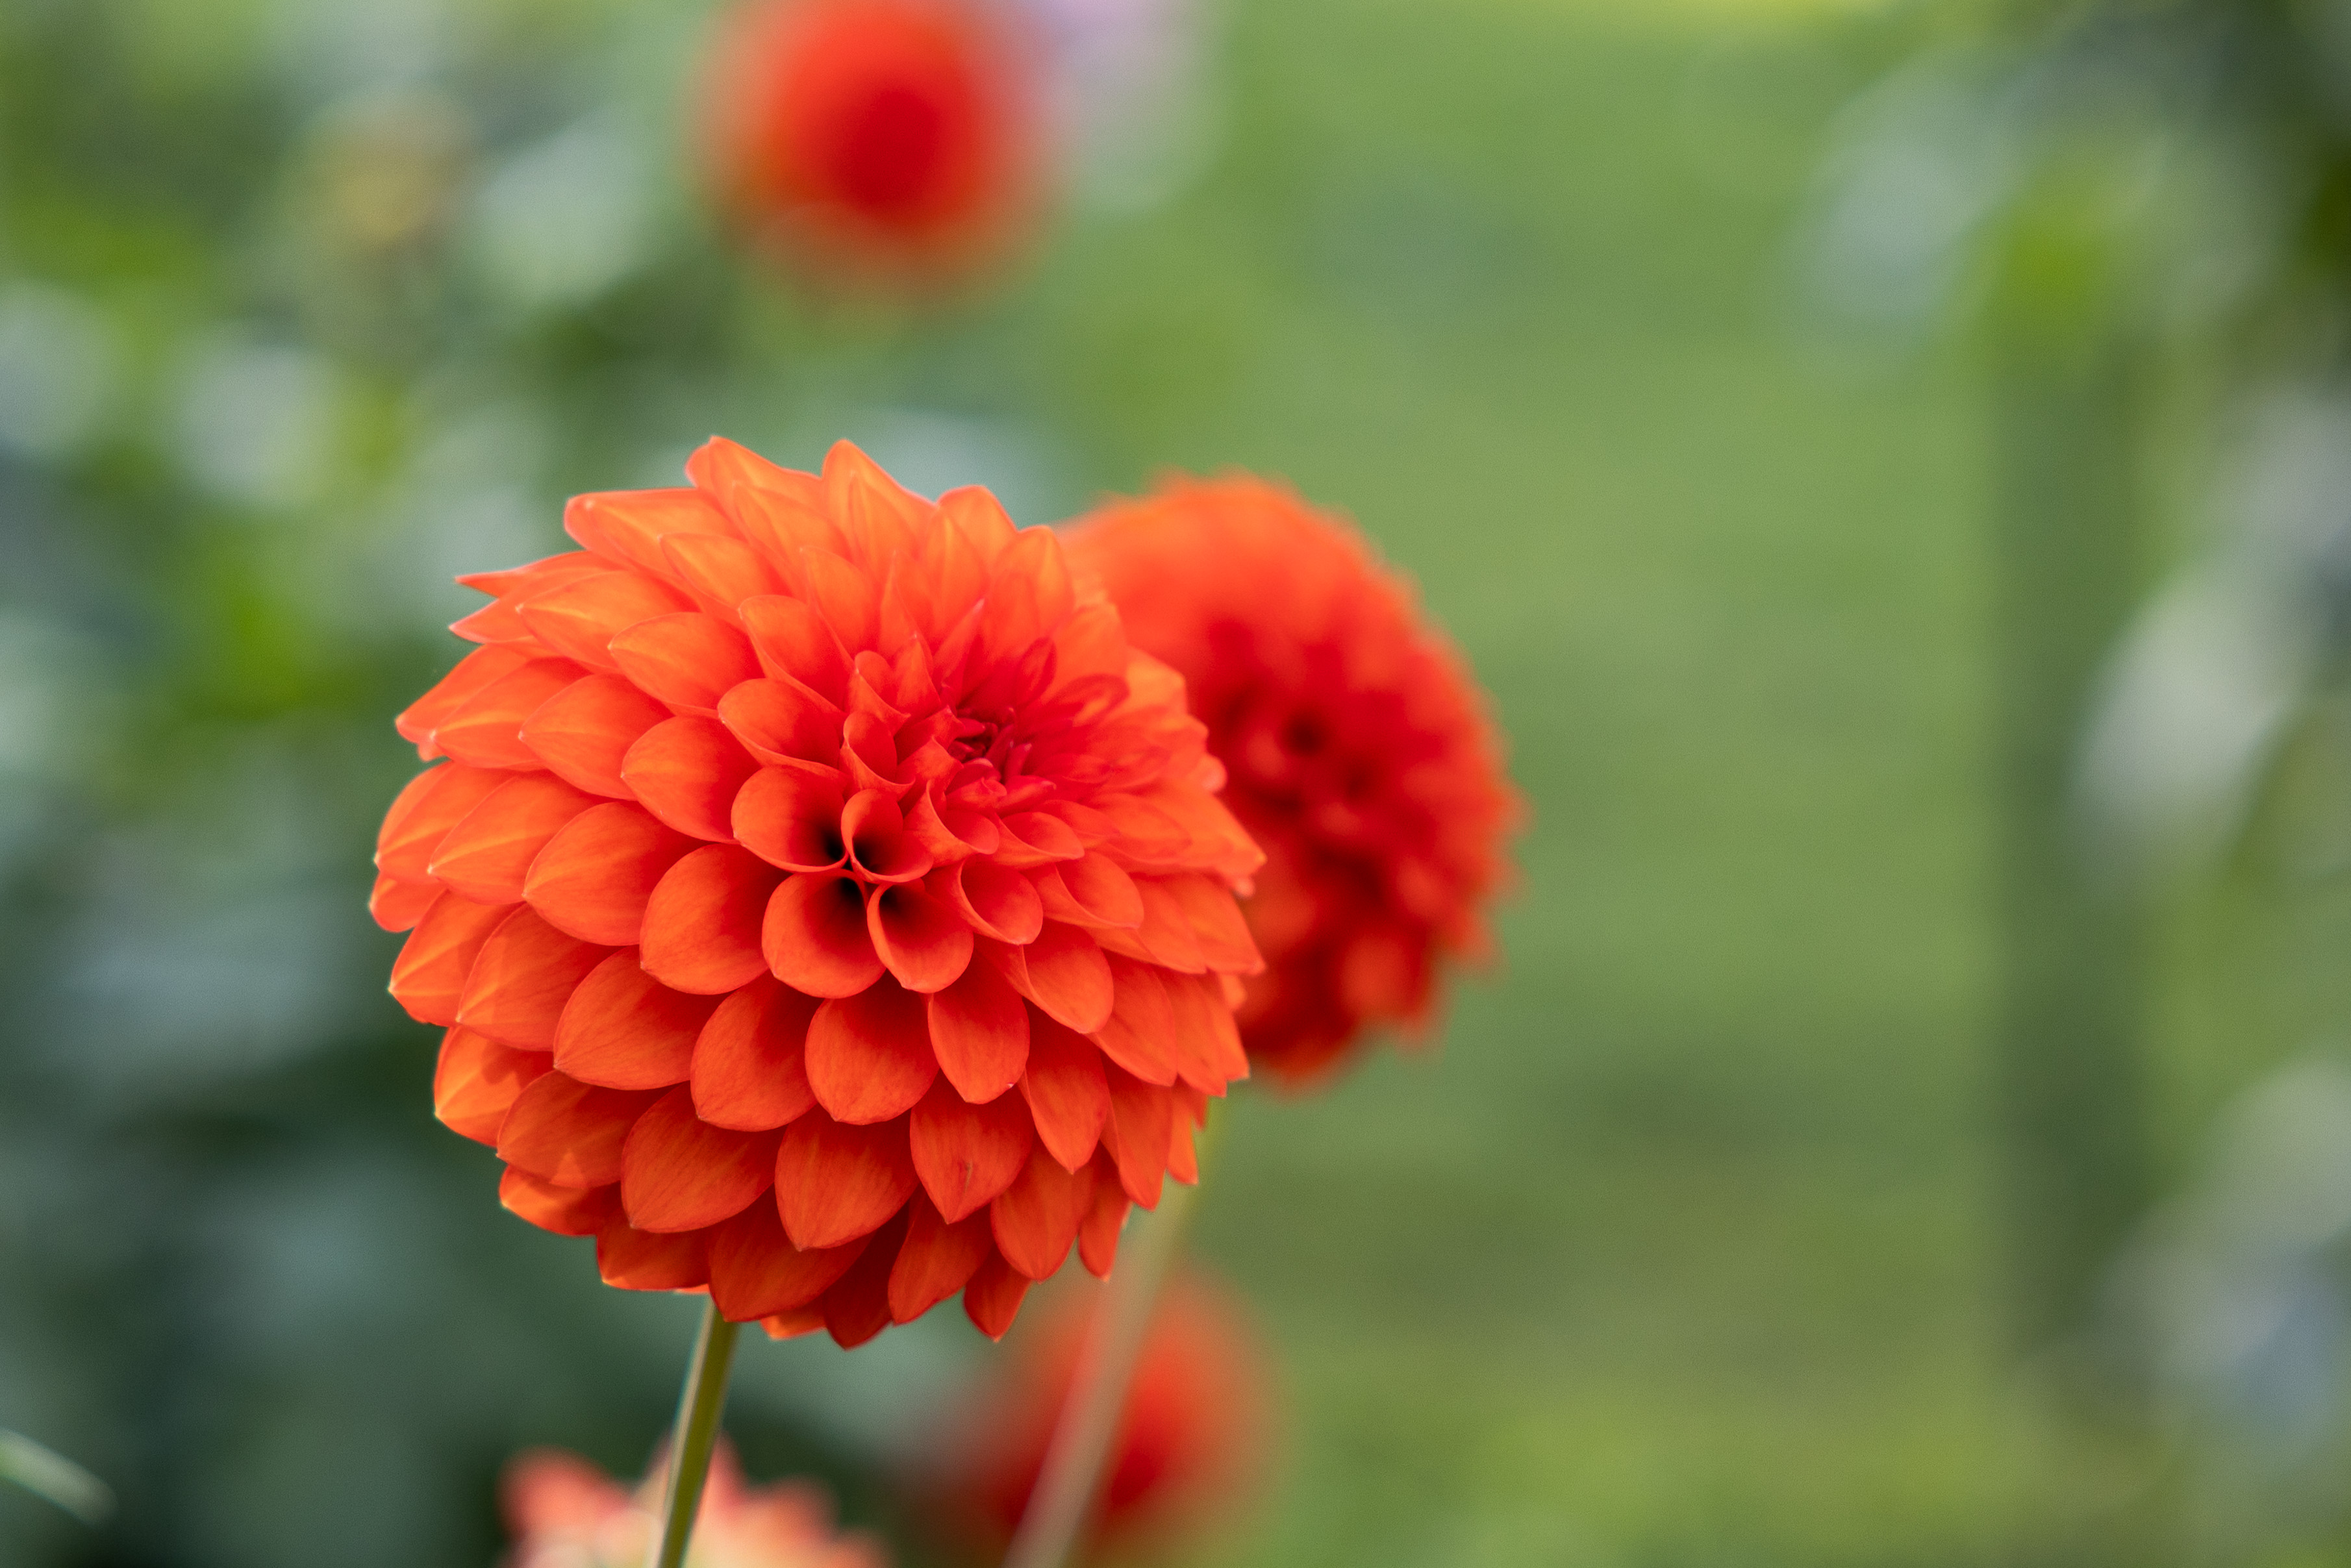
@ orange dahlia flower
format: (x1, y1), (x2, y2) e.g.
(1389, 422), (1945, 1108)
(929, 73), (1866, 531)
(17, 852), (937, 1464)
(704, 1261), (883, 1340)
(503, 1441), (882, 1568)
(374, 440), (1262, 1345)
(936, 1271), (1268, 1558)
(1066, 476), (1518, 1083)
(701, 0), (1041, 286)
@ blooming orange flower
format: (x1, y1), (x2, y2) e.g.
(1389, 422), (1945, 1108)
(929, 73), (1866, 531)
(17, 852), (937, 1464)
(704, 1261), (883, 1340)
(1067, 476), (1518, 1082)
(374, 440), (1262, 1345)
(503, 1441), (882, 1568)
(701, 0), (1042, 286)
(933, 1271), (1269, 1557)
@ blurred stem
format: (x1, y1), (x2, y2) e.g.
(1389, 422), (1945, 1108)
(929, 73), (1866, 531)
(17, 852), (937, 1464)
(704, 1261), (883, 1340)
(1988, 317), (2150, 1366)
(1000, 1122), (1218, 1568)
(651, 1301), (740, 1568)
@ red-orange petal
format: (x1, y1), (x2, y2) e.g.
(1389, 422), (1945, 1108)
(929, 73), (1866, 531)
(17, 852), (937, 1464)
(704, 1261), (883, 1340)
(868, 882), (974, 994)
(962, 1252), (1031, 1339)
(775, 1112), (916, 1251)
(1033, 852), (1144, 930)
(1163, 870), (1263, 974)
(497, 1071), (662, 1188)
(517, 570), (693, 671)
(691, 975), (821, 1130)
(801, 549), (879, 653)
(620, 1086), (781, 1232)
(926, 960), (1029, 1102)
(820, 1205), (907, 1348)
(433, 1027), (551, 1145)
(552, 951), (720, 1089)
(519, 673), (673, 797)
(566, 486), (733, 579)
(523, 803), (697, 947)
(1014, 922), (1114, 1034)
(610, 613), (760, 714)
(370, 871), (440, 932)
(375, 762), (505, 881)
(740, 595), (851, 703)
(732, 765), (846, 871)
(1018, 1015), (1109, 1172)
(1088, 953), (1179, 1088)
(434, 658), (586, 769)
(388, 892), (510, 1026)
(909, 1078), (1033, 1223)
(1100, 1064), (1174, 1208)
(1163, 970), (1250, 1087)
(499, 1167), (619, 1237)
(640, 845), (783, 994)
(707, 1197), (867, 1321)
(762, 873), (885, 998)
(888, 1194), (993, 1324)
(595, 1215), (710, 1291)
(429, 773), (599, 906)
(939, 859), (1043, 945)
(805, 979), (937, 1125)
(990, 1148), (1091, 1279)
(662, 531), (790, 621)
(456, 907), (610, 1050)
(622, 716), (761, 843)
(841, 790), (931, 884)
(398, 643), (531, 756)
(1078, 1155), (1129, 1277)
(1131, 878), (1208, 973)
(718, 678), (844, 770)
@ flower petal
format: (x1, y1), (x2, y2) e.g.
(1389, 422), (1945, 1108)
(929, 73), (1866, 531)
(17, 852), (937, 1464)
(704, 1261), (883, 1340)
(961, 1252), (1031, 1340)
(1017, 1014), (1109, 1173)
(398, 644), (531, 757)
(887, 1194), (993, 1324)
(376, 763), (506, 881)
(805, 979), (937, 1125)
(499, 1167), (618, 1237)
(909, 1078), (1033, 1223)
(621, 1086), (781, 1232)
(370, 871), (441, 932)
(661, 531), (788, 621)
(611, 613), (760, 714)
(434, 1027), (551, 1145)
(622, 716), (760, 842)
(775, 1111), (916, 1251)
(518, 570), (694, 672)
(718, 678), (844, 770)
(1032, 851), (1144, 930)
(564, 486), (732, 580)
(1009, 922), (1113, 1034)
(457, 907), (611, 1050)
(553, 951), (721, 1089)
(691, 975), (820, 1130)
(520, 673), (673, 797)
(740, 595), (851, 703)
(990, 1147), (1090, 1279)
(762, 873), (885, 998)
(388, 892), (510, 1026)
(1163, 970), (1250, 1088)
(868, 882), (973, 993)
(595, 1215), (710, 1291)
(1099, 1063), (1174, 1208)
(938, 858), (1043, 944)
(435, 658), (586, 769)
(1163, 870), (1263, 974)
(497, 1071), (662, 1188)
(820, 1205), (909, 1348)
(707, 1197), (867, 1321)
(429, 773), (600, 906)
(1088, 953), (1179, 1088)
(1130, 878), (1207, 973)
(523, 803), (697, 947)
(1078, 1155), (1129, 1277)
(925, 960), (1029, 1102)
(640, 845), (784, 994)
(733, 766), (847, 872)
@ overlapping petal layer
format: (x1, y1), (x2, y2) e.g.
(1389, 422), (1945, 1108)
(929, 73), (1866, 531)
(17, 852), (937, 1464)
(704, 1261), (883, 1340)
(701, 0), (1041, 286)
(1068, 475), (1520, 1082)
(377, 439), (1261, 1344)
(503, 1441), (883, 1568)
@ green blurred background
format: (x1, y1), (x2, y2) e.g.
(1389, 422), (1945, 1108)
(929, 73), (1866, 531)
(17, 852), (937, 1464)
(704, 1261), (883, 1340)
(10, 0), (2351, 1563)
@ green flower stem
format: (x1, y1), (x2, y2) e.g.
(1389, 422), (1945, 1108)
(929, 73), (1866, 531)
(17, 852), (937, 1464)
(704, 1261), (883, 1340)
(651, 1300), (742, 1568)
(1001, 1132), (1215, 1568)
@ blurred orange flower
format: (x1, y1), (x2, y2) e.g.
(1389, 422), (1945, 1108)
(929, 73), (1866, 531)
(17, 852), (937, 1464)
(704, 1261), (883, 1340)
(1068, 476), (1520, 1082)
(375, 439), (1263, 1344)
(933, 1271), (1270, 1558)
(701, 0), (1042, 287)
(503, 1441), (882, 1568)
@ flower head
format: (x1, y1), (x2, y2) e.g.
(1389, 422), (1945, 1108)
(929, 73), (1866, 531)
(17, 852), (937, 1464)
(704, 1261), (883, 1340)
(701, 0), (1042, 286)
(375, 440), (1261, 1345)
(503, 1441), (882, 1568)
(1067, 476), (1518, 1082)
(933, 1271), (1268, 1556)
